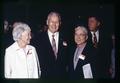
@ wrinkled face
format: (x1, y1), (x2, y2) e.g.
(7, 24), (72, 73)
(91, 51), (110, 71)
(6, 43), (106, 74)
(47, 15), (60, 33)
(88, 17), (100, 31)
(20, 31), (31, 45)
(75, 29), (88, 45)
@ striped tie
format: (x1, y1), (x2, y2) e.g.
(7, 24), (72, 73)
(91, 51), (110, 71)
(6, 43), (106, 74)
(93, 32), (97, 48)
(52, 34), (57, 58)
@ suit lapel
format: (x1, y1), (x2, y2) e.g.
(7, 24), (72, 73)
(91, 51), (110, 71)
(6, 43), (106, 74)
(81, 43), (89, 56)
(98, 29), (102, 46)
(45, 32), (55, 58)
(89, 30), (101, 48)
(75, 43), (88, 70)
(57, 33), (63, 59)
(45, 31), (66, 60)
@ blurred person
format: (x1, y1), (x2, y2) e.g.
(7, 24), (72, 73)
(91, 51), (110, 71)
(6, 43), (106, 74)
(110, 34), (115, 78)
(87, 16), (112, 78)
(4, 20), (14, 48)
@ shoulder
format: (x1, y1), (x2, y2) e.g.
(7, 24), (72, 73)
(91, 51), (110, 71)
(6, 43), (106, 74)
(59, 32), (68, 42)
(31, 31), (47, 45)
(5, 42), (16, 52)
(27, 45), (36, 50)
(5, 42), (17, 58)
(35, 31), (48, 42)
(37, 31), (47, 37)
(84, 42), (95, 53)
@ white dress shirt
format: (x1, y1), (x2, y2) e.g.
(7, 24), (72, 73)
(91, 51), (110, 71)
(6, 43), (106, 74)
(4, 42), (41, 79)
(48, 30), (59, 54)
(91, 30), (99, 43)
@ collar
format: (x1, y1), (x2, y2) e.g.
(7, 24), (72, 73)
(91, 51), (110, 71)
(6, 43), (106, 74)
(14, 42), (21, 51)
(15, 42), (32, 54)
(77, 42), (87, 48)
(47, 29), (59, 37)
(91, 30), (99, 34)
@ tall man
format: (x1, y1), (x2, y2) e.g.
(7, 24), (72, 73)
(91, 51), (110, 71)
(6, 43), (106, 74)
(33, 12), (68, 79)
(87, 16), (112, 78)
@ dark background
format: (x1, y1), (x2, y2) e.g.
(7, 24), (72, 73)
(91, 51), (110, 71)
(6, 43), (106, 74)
(0, 0), (117, 83)
(2, 1), (115, 45)
(2, 0), (114, 34)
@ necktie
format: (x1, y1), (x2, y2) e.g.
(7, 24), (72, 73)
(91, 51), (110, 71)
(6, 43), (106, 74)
(93, 32), (97, 48)
(52, 34), (57, 58)
(74, 47), (80, 70)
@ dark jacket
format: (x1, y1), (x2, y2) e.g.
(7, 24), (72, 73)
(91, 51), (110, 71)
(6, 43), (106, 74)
(32, 31), (68, 79)
(68, 42), (98, 79)
(87, 28), (112, 78)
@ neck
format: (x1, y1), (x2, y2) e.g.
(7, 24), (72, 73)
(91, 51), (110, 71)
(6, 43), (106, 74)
(48, 29), (57, 34)
(91, 29), (99, 33)
(77, 42), (86, 48)
(17, 40), (26, 48)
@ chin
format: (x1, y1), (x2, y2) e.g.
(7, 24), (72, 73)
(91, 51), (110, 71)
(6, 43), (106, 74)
(78, 42), (84, 45)
(53, 30), (57, 33)
(27, 41), (30, 45)
(76, 42), (81, 45)
(89, 29), (94, 31)
(78, 43), (82, 45)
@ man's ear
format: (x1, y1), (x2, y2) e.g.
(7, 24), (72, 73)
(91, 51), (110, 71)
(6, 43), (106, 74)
(97, 21), (100, 26)
(46, 20), (48, 25)
(59, 21), (61, 25)
(86, 35), (88, 40)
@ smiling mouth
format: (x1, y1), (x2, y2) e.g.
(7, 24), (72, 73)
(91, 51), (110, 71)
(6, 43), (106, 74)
(52, 27), (57, 30)
(52, 26), (57, 28)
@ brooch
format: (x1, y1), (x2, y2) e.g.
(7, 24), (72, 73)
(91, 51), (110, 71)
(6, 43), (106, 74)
(63, 41), (67, 46)
(27, 49), (32, 55)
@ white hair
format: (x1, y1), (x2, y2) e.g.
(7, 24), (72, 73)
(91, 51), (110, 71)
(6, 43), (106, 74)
(12, 22), (31, 41)
(47, 12), (61, 24)
(75, 26), (88, 35)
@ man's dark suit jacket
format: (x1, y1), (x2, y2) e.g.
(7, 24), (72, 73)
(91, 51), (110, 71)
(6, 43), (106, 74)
(68, 42), (98, 79)
(32, 31), (68, 79)
(87, 28), (112, 78)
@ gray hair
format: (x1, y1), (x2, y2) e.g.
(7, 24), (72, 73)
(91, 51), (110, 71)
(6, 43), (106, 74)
(12, 22), (31, 41)
(47, 12), (61, 23)
(75, 26), (88, 35)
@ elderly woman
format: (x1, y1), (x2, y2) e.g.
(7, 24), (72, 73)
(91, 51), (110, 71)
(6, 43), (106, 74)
(4, 22), (41, 79)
